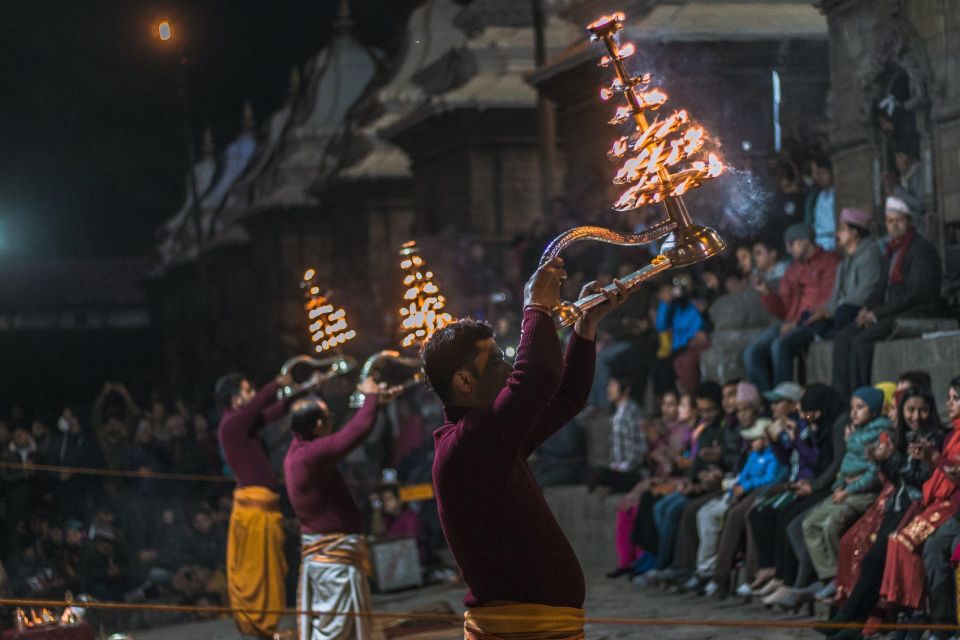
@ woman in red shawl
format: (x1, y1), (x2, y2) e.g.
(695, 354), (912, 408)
(879, 377), (960, 624)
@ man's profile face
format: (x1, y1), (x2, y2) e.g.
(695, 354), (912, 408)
(695, 398), (720, 423)
(315, 399), (332, 436)
(787, 238), (810, 261)
(752, 244), (776, 272)
(464, 338), (513, 405)
(234, 379), (256, 409)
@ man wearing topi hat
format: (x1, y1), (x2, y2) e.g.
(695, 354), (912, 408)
(831, 196), (945, 396)
(806, 207), (883, 333)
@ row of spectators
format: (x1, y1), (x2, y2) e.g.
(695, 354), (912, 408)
(597, 371), (960, 638)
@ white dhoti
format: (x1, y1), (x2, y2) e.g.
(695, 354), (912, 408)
(297, 533), (380, 640)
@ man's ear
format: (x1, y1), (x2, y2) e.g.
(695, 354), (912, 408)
(451, 370), (473, 396)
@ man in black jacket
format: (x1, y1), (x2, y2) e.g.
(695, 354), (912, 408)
(832, 196), (945, 395)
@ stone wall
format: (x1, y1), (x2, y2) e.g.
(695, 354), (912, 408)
(819, 0), (960, 300)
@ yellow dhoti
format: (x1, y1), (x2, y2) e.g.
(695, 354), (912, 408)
(463, 603), (585, 640)
(227, 486), (287, 638)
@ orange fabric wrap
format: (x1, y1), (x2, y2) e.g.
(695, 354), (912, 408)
(463, 603), (585, 640)
(227, 486), (287, 638)
(301, 533), (373, 577)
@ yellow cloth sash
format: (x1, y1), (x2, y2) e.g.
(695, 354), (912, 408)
(301, 533), (373, 577)
(463, 603), (585, 640)
(227, 486), (287, 638)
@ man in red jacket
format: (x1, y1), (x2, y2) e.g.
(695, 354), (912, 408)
(284, 377), (401, 640)
(744, 223), (839, 392)
(422, 258), (632, 640)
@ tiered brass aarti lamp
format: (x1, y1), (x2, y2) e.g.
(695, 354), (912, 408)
(539, 11), (727, 327)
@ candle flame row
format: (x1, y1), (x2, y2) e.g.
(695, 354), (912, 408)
(398, 241), (453, 349)
(301, 270), (357, 353)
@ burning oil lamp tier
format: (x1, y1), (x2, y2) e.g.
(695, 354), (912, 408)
(538, 10), (727, 328)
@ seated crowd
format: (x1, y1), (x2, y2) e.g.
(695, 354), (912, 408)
(600, 372), (960, 639)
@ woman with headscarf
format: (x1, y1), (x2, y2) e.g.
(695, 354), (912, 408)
(749, 384), (845, 606)
(818, 385), (943, 638)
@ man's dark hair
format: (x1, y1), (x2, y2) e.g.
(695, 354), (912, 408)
(379, 484), (401, 500)
(421, 319), (495, 405)
(811, 155), (832, 171)
(695, 381), (723, 408)
(214, 373), (245, 411)
(752, 237), (778, 254)
(899, 370), (932, 391)
(289, 396), (327, 439)
(722, 378), (742, 389)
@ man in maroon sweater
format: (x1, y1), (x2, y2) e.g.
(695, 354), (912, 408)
(215, 371), (298, 639)
(284, 378), (400, 640)
(422, 258), (631, 639)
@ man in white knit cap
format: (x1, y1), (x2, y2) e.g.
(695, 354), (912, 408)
(831, 195), (944, 395)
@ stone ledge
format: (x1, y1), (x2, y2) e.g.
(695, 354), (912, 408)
(544, 485), (619, 573)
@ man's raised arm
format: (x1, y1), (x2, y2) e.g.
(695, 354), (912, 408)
(221, 381), (282, 440)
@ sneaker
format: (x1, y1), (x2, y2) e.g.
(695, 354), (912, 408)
(813, 579), (837, 602)
(658, 567), (685, 584)
(800, 579), (826, 595)
(631, 574), (652, 588)
(754, 577), (784, 597)
(680, 574), (702, 593)
(632, 553), (658, 576)
(703, 581), (719, 597)
(642, 568), (662, 582)
(606, 567), (632, 578)
(735, 582), (753, 598)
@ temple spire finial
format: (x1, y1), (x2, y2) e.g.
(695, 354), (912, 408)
(201, 127), (215, 158)
(288, 65), (302, 96)
(242, 100), (254, 132)
(335, 0), (352, 31)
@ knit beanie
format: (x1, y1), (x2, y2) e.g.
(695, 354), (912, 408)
(853, 386), (884, 417)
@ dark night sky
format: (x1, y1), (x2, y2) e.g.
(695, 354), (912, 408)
(0, 1), (410, 258)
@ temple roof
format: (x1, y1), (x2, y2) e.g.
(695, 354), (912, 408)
(338, 0), (467, 182)
(249, 5), (381, 208)
(529, 1), (827, 85)
(385, 8), (578, 137)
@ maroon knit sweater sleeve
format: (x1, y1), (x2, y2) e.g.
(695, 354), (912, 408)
(521, 330), (595, 458)
(220, 381), (281, 441)
(475, 307), (564, 458)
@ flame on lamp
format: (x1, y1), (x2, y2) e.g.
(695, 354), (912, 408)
(587, 12), (725, 213)
(301, 269), (357, 353)
(397, 241), (453, 350)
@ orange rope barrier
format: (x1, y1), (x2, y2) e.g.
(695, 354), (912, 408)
(0, 462), (437, 498)
(0, 461), (235, 483)
(1, 598), (958, 632)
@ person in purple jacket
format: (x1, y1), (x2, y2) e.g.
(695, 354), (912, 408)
(421, 258), (633, 640)
(284, 377), (401, 640)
